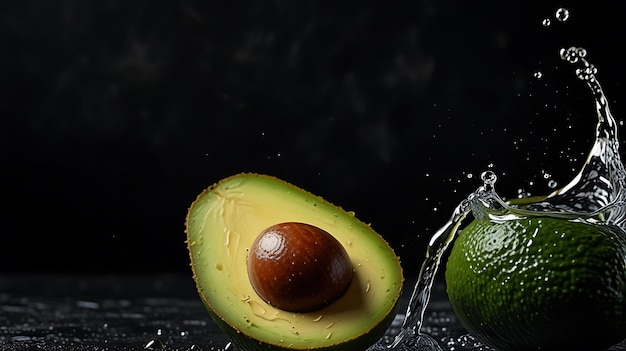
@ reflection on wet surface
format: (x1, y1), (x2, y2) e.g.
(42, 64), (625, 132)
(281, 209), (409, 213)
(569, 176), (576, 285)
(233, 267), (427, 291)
(0, 275), (229, 351)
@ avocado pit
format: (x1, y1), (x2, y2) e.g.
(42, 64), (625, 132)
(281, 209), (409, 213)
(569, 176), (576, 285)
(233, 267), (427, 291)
(247, 222), (353, 312)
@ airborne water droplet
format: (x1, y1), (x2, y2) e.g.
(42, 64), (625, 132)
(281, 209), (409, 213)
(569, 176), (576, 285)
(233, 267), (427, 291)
(533, 70), (544, 79)
(555, 8), (570, 22)
(542, 18), (551, 27)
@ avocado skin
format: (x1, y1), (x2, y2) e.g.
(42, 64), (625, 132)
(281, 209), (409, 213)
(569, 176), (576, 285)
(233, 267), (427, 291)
(185, 173), (403, 351)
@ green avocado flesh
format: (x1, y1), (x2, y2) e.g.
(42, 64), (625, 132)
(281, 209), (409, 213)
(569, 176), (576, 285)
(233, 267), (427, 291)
(185, 173), (404, 351)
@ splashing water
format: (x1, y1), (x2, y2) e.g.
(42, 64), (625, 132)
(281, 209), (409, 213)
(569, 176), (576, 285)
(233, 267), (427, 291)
(369, 46), (626, 351)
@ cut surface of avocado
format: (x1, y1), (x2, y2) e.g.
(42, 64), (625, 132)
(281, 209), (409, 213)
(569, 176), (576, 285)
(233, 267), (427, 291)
(185, 173), (403, 350)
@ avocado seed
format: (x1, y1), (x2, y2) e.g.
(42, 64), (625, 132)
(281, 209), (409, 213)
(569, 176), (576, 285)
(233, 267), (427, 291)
(247, 222), (353, 312)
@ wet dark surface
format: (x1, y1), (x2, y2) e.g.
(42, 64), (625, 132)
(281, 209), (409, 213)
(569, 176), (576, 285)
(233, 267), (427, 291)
(0, 274), (436, 351)
(0, 274), (230, 351)
(2, 274), (626, 351)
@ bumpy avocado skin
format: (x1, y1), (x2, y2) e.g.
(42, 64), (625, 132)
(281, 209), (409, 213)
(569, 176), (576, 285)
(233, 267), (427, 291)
(185, 173), (403, 351)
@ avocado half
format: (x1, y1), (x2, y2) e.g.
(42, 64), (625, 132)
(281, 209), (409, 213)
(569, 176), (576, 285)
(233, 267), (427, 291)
(185, 173), (403, 351)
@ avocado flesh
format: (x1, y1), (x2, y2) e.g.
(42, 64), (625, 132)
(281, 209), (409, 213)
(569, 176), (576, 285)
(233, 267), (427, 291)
(186, 173), (403, 350)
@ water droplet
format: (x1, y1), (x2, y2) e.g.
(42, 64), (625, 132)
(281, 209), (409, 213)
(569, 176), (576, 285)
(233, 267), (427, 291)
(533, 70), (544, 79)
(481, 170), (497, 186)
(560, 46), (586, 64)
(542, 18), (551, 27)
(555, 8), (570, 22)
(144, 339), (165, 349)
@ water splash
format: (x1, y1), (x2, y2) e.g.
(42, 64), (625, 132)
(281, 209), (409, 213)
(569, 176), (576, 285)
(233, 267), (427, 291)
(521, 47), (626, 227)
(373, 46), (626, 350)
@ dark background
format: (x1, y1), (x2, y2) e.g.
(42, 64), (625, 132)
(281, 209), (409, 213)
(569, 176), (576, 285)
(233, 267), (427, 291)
(1, 1), (625, 276)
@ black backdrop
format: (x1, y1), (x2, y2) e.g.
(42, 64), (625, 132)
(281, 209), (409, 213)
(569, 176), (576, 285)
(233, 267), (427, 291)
(2, 1), (625, 276)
